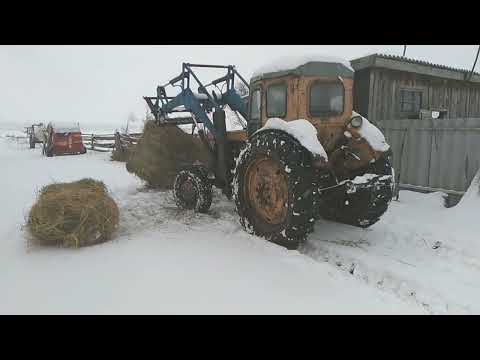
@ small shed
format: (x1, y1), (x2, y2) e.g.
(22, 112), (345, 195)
(350, 53), (480, 122)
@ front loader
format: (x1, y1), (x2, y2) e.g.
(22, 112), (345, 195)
(144, 59), (394, 249)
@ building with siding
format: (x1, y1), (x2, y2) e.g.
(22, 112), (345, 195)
(350, 54), (480, 123)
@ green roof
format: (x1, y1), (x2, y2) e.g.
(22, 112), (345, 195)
(251, 60), (354, 83)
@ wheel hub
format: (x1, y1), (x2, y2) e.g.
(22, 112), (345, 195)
(180, 178), (197, 204)
(245, 157), (288, 225)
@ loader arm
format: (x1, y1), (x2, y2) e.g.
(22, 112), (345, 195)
(160, 88), (217, 135)
(221, 88), (248, 120)
(143, 63), (250, 140)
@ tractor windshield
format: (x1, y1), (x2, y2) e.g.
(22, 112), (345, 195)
(309, 82), (344, 116)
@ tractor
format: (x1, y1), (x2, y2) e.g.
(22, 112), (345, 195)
(26, 123), (46, 149)
(144, 59), (394, 249)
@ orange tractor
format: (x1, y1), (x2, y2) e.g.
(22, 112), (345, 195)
(144, 58), (394, 249)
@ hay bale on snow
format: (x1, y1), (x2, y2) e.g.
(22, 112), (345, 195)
(126, 121), (211, 188)
(27, 178), (120, 248)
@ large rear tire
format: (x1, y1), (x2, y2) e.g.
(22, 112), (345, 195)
(233, 130), (315, 250)
(173, 165), (213, 213)
(45, 144), (54, 157)
(320, 155), (394, 228)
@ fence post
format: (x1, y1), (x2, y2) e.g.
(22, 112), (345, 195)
(426, 118), (435, 189)
(114, 132), (120, 151)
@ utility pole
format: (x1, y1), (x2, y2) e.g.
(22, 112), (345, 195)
(402, 45), (407, 57)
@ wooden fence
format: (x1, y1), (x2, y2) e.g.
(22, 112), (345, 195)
(114, 132), (142, 152)
(377, 118), (480, 196)
(81, 132), (142, 152)
(81, 133), (116, 152)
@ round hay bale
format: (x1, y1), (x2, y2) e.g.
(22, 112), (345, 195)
(27, 178), (120, 248)
(126, 121), (211, 189)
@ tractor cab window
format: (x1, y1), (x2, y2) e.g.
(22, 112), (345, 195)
(250, 89), (261, 121)
(267, 83), (287, 118)
(309, 82), (344, 117)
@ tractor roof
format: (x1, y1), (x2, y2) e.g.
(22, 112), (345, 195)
(250, 55), (354, 83)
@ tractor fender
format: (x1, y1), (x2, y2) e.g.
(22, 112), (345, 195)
(251, 118), (328, 164)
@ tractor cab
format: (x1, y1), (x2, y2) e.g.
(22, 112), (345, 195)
(248, 58), (389, 179)
(248, 58), (354, 147)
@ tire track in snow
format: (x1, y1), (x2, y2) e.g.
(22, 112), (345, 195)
(114, 187), (240, 238)
(301, 216), (476, 314)
(112, 184), (480, 314)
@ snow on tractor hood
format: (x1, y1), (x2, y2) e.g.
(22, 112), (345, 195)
(255, 118), (328, 161)
(350, 111), (390, 152)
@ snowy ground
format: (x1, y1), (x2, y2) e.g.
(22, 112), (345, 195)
(0, 131), (479, 314)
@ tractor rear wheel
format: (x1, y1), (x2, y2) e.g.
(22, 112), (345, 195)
(233, 130), (315, 250)
(320, 155), (394, 228)
(173, 165), (213, 213)
(45, 144), (54, 157)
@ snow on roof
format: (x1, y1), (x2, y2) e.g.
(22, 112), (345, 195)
(49, 122), (81, 133)
(351, 53), (480, 82)
(252, 54), (354, 79)
(372, 53), (479, 75)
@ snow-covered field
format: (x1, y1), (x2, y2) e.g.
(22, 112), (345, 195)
(1, 130), (479, 314)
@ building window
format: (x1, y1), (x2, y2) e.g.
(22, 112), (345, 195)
(250, 89), (261, 121)
(399, 89), (422, 114)
(266, 83), (287, 118)
(309, 82), (344, 116)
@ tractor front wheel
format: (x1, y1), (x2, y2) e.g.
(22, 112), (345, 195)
(173, 166), (213, 213)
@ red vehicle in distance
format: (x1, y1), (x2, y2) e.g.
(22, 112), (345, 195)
(43, 123), (87, 157)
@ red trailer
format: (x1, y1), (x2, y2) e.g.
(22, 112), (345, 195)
(43, 123), (87, 157)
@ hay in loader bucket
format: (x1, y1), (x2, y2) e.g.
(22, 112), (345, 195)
(27, 178), (120, 248)
(126, 121), (211, 188)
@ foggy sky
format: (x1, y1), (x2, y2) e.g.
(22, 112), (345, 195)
(0, 45), (478, 129)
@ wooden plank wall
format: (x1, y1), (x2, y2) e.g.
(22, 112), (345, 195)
(360, 68), (480, 122)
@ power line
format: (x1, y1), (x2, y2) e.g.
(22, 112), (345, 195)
(467, 45), (480, 81)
